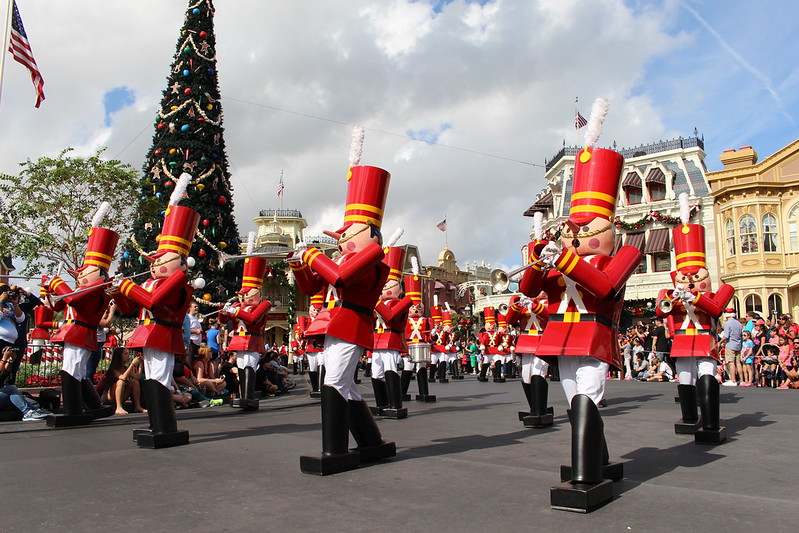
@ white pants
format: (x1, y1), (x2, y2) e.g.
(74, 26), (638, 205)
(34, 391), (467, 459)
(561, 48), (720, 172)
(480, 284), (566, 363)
(558, 356), (609, 406)
(675, 357), (717, 385)
(143, 347), (176, 387)
(322, 335), (364, 400)
(371, 349), (399, 380)
(306, 353), (319, 372)
(520, 353), (549, 384)
(235, 350), (259, 370)
(492, 354), (507, 364)
(62, 343), (90, 381)
(430, 352), (441, 364)
(401, 355), (417, 372)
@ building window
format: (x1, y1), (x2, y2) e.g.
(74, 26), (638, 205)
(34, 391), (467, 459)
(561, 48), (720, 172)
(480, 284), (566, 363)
(653, 252), (671, 272)
(636, 255), (648, 274)
(745, 294), (763, 316)
(725, 218), (735, 257)
(762, 213), (778, 252)
(788, 203), (799, 252)
(767, 294), (783, 316)
(739, 214), (758, 254)
(648, 183), (666, 201)
(625, 186), (643, 205)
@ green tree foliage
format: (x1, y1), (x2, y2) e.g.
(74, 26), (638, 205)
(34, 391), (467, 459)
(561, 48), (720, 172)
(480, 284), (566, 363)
(0, 147), (139, 275)
(119, 0), (240, 308)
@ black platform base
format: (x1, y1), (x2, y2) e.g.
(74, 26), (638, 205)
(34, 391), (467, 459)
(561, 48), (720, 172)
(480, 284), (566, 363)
(477, 378), (489, 382)
(451, 375), (464, 380)
(300, 451), (360, 476)
(560, 461), (624, 482)
(380, 407), (408, 419)
(352, 441), (397, 463)
(493, 378), (506, 383)
(550, 479), (613, 513)
(518, 407), (554, 421)
(132, 427), (151, 441)
(46, 413), (94, 428)
(437, 378), (449, 384)
(695, 426), (727, 445)
(402, 394), (412, 402)
(309, 391), (321, 399)
(415, 394), (437, 402)
(674, 418), (702, 434)
(369, 406), (386, 416)
(231, 398), (260, 410)
(136, 429), (189, 449)
(86, 405), (115, 420)
(523, 413), (554, 428)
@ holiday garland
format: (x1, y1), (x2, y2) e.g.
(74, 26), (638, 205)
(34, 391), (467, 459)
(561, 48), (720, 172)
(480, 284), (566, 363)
(614, 203), (701, 231)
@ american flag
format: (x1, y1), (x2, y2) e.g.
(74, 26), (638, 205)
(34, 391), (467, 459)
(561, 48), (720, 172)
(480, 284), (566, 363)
(277, 177), (284, 198)
(574, 111), (587, 130)
(8, 1), (45, 108)
(436, 218), (447, 232)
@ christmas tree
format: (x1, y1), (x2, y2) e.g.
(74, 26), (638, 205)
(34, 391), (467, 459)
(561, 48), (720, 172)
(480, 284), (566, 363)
(121, 0), (240, 308)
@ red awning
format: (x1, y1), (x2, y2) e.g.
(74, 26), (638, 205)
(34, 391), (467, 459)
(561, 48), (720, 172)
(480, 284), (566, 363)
(644, 228), (671, 254)
(646, 167), (666, 184)
(622, 172), (642, 188)
(434, 280), (445, 290)
(624, 232), (646, 252)
(523, 190), (554, 216)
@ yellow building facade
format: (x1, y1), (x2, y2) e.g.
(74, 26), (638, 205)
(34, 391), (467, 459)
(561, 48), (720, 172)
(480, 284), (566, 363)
(706, 140), (799, 318)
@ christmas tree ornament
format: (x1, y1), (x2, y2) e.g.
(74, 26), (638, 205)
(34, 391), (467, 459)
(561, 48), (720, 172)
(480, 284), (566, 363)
(197, 183), (205, 191)
(202, 219), (210, 227)
(183, 69), (190, 76)
(203, 293), (211, 301)
(181, 124), (189, 132)
(169, 148), (176, 154)
(186, 257), (196, 268)
(217, 195), (226, 205)
(218, 241), (227, 249)
(198, 249), (207, 258)
(193, 278), (206, 289)
(199, 31), (207, 39)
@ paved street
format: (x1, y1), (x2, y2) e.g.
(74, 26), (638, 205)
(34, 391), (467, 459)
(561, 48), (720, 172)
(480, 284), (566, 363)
(2, 376), (796, 532)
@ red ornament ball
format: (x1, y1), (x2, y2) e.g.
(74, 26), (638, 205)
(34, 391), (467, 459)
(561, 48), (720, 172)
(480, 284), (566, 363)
(202, 219), (210, 227)
(199, 31), (207, 39)
(154, 148), (162, 156)
(165, 181), (174, 188)
(198, 249), (207, 258)
(217, 195), (227, 205)
(157, 122), (166, 130)
(183, 88), (192, 96)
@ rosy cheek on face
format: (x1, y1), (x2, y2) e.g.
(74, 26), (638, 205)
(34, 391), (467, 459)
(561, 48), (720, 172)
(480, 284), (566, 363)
(698, 282), (708, 291)
(159, 266), (168, 274)
(345, 241), (356, 252)
(588, 238), (601, 250)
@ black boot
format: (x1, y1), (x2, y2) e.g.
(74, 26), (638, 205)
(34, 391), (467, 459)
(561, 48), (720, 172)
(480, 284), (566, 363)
(364, 362), (372, 378)
(401, 369), (414, 401)
(309, 370), (320, 399)
(523, 375), (554, 428)
(300, 386), (359, 475)
(81, 378), (114, 419)
(560, 402), (622, 482)
(370, 378), (389, 416)
(551, 394), (613, 513)
(135, 379), (189, 449)
(428, 362), (438, 383)
(451, 360), (463, 379)
(232, 367), (259, 410)
(292, 361), (298, 375)
(675, 384), (701, 434)
(47, 371), (94, 428)
(695, 374), (726, 444)
(348, 399), (396, 462)
(354, 366), (361, 385)
(415, 367), (436, 402)
(311, 365), (325, 399)
(382, 371), (408, 419)
(492, 362), (505, 383)
(478, 363), (489, 382)
(437, 360), (449, 383)
(518, 381), (534, 421)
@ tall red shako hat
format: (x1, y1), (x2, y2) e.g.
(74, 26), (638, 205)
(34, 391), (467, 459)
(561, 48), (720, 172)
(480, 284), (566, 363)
(483, 306), (496, 325)
(383, 246), (406, 286)
(672, 192), (705, 275)
(143, 173), (200, 263)
(237, 231), (267, 295)
(403, 255), (423, 305)
(496, 312), (508, 329)
(294, 316), (309, 334)
(441, 310), (453, 327)
(333, 126), (390, 235)
(310, 291), (324, 310)
(430, 303), (443, 326)
(69, 201), (120, 276)
(569, 98), (623, 226)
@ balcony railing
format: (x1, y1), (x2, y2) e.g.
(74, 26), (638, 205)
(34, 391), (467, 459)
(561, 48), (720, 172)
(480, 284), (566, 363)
(545, 135), (704, 172)
(258, 208), (303, 218)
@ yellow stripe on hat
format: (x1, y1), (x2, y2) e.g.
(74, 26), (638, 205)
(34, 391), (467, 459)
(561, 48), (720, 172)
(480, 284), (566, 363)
(159, 234), (193, 247)
(85, 251), (113, 262)
(346, 203), (384, 216)
(571, 191), (616, 204)
(676, 251), (706, 260)
(343, 213), (381, 226)
(569, 205), (614, 218)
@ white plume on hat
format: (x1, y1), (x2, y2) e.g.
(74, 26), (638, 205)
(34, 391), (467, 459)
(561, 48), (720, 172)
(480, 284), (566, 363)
(91, 201), (111, 228)
(246, 231), (256, 255)
(349, 125), (365, 167)
(584, 97), (610, 148)
(533, 211), (544, 241)
(678, 192), (691, 225)
(169, 172), (192, 206)
(411, 255), (420, 276)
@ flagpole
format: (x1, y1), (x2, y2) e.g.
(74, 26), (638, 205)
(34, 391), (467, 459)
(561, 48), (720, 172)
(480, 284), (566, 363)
(279, 169), (283, 211)
(444, 213), (448, 249)
(574, 96), (580, 148)
(0, 0), (14, 107)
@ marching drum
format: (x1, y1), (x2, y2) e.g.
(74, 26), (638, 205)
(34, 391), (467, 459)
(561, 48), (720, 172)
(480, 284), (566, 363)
(409, 342), (431, 363)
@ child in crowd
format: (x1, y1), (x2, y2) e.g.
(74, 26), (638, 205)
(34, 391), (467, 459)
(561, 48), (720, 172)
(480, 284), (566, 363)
(739, 331), (755, 387)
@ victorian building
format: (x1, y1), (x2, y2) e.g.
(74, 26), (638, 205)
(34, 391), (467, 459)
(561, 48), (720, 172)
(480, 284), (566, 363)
(706, 141), (799, 318)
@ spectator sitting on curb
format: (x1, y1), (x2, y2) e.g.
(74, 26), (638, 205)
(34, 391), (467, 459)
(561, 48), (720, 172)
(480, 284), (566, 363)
(0, 347), (53, 420)
(646, 356), (675, 382)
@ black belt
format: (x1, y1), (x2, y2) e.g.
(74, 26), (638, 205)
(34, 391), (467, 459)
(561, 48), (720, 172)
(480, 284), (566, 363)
(674, 329), (713, 336)
(138, 318), (182, 328)
(549, 313), (613, 329)
(64, 319), (97, 330)
(333, 300), (373, 316)
(237, 331), (262, 337)
(377, 328), (402, 334)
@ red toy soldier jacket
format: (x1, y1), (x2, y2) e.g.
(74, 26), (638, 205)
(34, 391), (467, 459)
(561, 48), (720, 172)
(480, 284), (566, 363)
(112, 271), (193, 355)
(519, 245), (642, 370)
(291, 242), (389, 349)
(31, 306), (58, 341)
(374, 296), (413, 352)
(504, 297), (549, 355)
(405, 316), (431, 345)
(656, 285), (734, 361)
(479, 330), (506, 355)
(48, 278), (110, 351)
(219, 300), (272, 353)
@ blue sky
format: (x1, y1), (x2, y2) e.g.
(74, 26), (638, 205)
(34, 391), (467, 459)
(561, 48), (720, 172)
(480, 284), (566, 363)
(1, 0), (797, 270)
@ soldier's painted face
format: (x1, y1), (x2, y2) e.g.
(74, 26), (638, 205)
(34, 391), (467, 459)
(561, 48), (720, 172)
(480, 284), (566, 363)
(485, 321), (495, 332)
(673, 268), (711, 292)
(77, 266), (106, 287)
(309, 305), (319, 319)
(381, 280), (400, 301)
(239, 288), (262, 306)
(151, 251), (185, 279)
(562, 217), (615, 256)
(408, 303), (424, 318)
(338, 222), (377, 255)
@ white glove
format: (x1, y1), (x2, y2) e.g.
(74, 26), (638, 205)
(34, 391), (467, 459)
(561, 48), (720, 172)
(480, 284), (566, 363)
(681, 291), (696, 304)
(287, 242), (307, 263)
(518, 296), (533, 308)
(222, 303), (236, 315)
(540, 242), (560, 269)
(110, 273), (124, 291)
(671, 287), (684, 301)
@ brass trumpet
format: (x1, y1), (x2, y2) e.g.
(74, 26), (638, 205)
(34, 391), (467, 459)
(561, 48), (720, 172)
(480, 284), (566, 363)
(49, 271), (151, 302)
(489, 257), (549, 292)
(658, 286), (687, 313)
